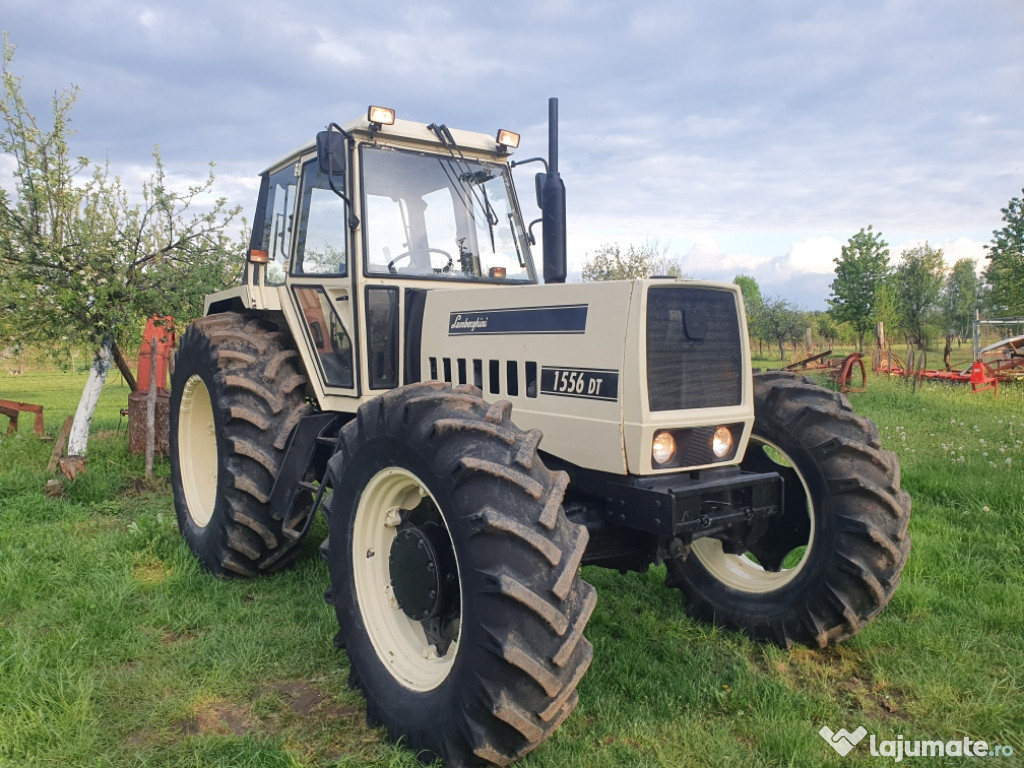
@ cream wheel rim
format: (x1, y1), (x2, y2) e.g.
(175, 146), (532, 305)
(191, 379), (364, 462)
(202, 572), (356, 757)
(178, 375), (218, 528)
(691, 436), (814, 593)
(352, 467), (462, 692)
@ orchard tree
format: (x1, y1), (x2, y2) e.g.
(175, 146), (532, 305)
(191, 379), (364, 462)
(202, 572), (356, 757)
(581, 241), (682, 281)
(0, 37), (241, 461)
(893, 243), (945, 348)
(942, 258), (980, 368)
(757, 296), (807, 360)
(982, 188), (1024, 315)
(813, 311), (840, 348)
(871, 279), (901, 347)
(828, 225), (891, 351)
(944, 258), (980, 339)
(733, 274), (763, 314)
(734, 274), (764, 351)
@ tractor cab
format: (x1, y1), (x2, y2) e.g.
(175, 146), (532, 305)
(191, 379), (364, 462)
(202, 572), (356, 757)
(251, 107), (538, 286)
(208, 106), (545, 405)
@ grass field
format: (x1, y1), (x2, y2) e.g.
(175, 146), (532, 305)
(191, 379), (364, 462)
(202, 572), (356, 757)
(1, 369), (1022, 767)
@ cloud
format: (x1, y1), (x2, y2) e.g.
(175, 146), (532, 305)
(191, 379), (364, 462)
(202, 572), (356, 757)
(0, 0), (1019, 316)
(890, 236), (989, 273)
(309, 28), (367, 67)
(682, 236), (772, 276)
(941, 237), (989, 272)
(783, 237), (843, 275)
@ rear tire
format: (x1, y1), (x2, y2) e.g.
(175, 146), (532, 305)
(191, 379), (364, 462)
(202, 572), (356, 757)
(667, 371), (911, 647)
(170, 312), (312, 577)
(323, 382), (595, 766)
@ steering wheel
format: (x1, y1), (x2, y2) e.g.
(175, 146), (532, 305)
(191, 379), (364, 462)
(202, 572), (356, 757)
(387, 248), (454, 275)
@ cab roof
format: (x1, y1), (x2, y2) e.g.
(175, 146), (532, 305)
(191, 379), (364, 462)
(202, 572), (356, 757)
(262, 114), (512, 175)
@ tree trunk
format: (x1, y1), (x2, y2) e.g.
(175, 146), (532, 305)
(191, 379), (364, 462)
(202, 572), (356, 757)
(67, 334), (114, 458)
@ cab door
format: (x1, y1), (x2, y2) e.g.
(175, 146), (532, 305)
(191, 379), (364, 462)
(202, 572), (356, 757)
(287, 157), (359, 398)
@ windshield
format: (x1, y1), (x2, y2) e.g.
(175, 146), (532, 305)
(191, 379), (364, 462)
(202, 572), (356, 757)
(361, 145), (535, 282)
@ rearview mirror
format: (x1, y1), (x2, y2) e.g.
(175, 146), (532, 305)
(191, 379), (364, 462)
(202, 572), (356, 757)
(534, 172), (547, 209)
(316, 131), (347, 175)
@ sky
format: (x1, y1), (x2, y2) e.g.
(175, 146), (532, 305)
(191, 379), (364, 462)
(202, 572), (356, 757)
(1, 0), (1022, 309)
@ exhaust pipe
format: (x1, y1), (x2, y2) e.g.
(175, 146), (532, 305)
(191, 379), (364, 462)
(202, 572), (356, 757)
(541, 97), (567, 284)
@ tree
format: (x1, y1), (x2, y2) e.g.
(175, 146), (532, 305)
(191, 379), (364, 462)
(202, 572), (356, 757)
(812, 311), (840, 348)
(733, 274), (764, 351)
(828, 226), (891, 351)
(944, 258), (980, 339)
(893, 243), (945, 348)
(757, 296), (807, 360)
(982, 188), (1024, 315)
(0, 37), (242, 461)
(581, 241), (682, 281)
(942, 258), (980, 369)
(733, 274), (763, 314)
(871, 279), (900, 348)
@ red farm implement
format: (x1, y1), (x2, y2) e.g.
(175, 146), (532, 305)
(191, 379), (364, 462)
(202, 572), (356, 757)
(785, 350), (867, 393)
(0, 398), (44, 435)
(871, 334), (1024, 396)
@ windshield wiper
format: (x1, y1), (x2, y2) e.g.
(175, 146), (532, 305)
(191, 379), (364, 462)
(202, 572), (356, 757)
(464, 170), (500, 254)
(428, 123), (498, 252)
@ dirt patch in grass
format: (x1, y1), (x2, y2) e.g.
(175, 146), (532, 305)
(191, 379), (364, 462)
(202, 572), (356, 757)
(123, 728), (162, 750)
(124, 701), (255, 751)
(272, 681), (330, 717)
(132, 557), (172, 585)
(182, 699), (254, 736)
(764, 645), (909, 721)
(159, 627), (199, 645)
(262, 680), (364, 723)
(71, 516), (123, 535)
(599, 734), (643, 749)
(123, 680), (365, 754)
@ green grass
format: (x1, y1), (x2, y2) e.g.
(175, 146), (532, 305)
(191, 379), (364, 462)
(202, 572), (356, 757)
(1, 371), (1022, 767)
(1, 369), (132, 434)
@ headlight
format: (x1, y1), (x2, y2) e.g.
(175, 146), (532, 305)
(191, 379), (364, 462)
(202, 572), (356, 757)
(712, 426), (733, 458)
(652, 431), (677, 465)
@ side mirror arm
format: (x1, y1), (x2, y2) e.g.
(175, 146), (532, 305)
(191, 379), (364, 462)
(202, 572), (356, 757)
(317, 123), (360, 230)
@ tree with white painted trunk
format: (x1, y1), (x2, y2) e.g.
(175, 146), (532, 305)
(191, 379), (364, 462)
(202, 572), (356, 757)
(0, 36), (241, 462)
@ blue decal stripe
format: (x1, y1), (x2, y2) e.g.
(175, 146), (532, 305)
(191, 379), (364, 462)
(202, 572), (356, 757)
(449, 305), (588, 335)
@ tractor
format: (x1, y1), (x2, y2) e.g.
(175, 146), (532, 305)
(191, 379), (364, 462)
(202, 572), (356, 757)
(169, 99), (910, 766)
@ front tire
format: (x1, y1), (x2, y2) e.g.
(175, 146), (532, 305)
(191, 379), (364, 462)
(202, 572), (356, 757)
(323, 382), (595, 766)
(667, 371), (911, 647)
(170, 312), (312, 577)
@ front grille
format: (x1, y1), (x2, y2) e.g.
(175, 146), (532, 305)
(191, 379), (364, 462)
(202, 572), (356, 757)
(646, 286), (743, 410)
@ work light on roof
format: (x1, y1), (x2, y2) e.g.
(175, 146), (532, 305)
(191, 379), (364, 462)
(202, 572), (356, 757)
(495, 129), (520, 151)
(367, 105), (395, 126)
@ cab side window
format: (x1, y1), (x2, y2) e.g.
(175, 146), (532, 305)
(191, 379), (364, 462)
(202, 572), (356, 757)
(259, 166), (298, 286)
(293, 159), (348, 276)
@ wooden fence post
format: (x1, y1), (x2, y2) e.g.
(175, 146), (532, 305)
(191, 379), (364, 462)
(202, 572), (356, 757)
(145, 337), (157, 480)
